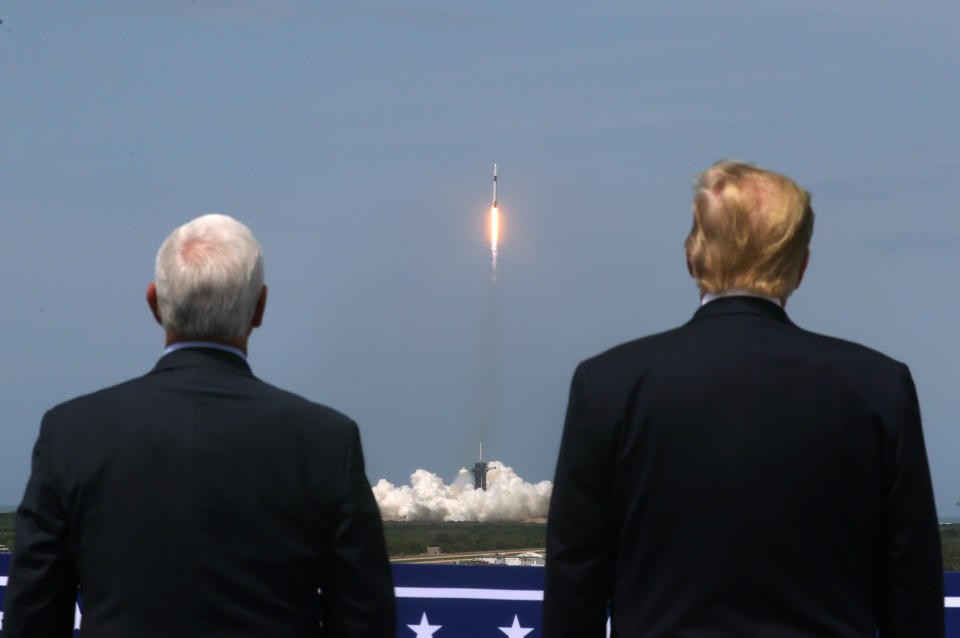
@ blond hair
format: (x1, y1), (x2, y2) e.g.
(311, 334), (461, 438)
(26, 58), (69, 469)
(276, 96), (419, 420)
(685, 160), (814, 299)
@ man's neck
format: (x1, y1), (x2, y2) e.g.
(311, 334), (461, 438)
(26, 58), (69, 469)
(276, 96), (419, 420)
(165, 334), (249, 356)
(700, 289), (784, 308)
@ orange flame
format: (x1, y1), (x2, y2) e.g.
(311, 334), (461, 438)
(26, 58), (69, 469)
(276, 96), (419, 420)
(490, 206), (499, 277)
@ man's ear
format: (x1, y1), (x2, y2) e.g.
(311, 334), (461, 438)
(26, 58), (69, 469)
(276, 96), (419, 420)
(251, 285), (267, 328)
(147, 283), (163, 325)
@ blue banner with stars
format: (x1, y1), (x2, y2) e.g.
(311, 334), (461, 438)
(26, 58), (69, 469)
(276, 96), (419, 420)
(394, 564), (545, 637)
(2, 555), (960, 636)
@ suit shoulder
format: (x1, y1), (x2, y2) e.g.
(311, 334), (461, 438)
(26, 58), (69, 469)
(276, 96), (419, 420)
(245, 378), (357, 431)
(42, 374), (152, 424)
(42, 372), (357, 439)
(792, 326), (908, 372)
(578, 325), (687, 375)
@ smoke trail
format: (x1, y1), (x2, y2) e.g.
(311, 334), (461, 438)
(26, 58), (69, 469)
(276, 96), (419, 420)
(373, 462), (552, 522)
(474, 250), (500, 464)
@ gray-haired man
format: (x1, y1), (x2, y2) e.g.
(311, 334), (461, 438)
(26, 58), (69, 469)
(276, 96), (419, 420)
(3, 214), (395, 637)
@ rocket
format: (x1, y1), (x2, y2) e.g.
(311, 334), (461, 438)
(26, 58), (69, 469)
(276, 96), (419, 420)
(489, 163), (500, 278)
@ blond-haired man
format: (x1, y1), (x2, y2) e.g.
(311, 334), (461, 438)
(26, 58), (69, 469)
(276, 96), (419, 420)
(544, 161), (942, 637)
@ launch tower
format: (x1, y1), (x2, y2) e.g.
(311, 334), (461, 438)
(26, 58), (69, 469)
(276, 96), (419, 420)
(471, 443), (490, 491)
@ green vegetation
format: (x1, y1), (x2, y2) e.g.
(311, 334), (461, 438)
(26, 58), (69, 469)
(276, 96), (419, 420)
(1, 511), (16, 551)
(0, 514), (957, 571)
(383, 521), (960, 570)
(383, 521), (546, 556)
(941, 524), (960, 572)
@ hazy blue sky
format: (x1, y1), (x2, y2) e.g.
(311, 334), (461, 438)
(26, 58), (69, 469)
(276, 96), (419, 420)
(1, 1), (958, 516)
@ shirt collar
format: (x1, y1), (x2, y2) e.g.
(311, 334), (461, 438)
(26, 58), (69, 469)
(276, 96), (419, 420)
(163, 341), (247, 360)
(701, 289), (783, 308)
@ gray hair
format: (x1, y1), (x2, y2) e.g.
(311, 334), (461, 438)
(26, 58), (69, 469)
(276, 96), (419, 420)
(155, 214), (264, 340)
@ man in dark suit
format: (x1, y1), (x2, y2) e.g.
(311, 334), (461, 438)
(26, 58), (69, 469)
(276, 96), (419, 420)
(2, 214), (395, 637)
(543, 161), (943, 637)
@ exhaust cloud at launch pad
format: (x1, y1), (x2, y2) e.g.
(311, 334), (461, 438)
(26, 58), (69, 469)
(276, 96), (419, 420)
(373, 461), (552, 522)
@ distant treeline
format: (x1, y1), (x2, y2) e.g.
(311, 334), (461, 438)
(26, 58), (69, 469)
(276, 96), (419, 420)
(941, 525), (960, 572)
(384, 522), (960, 570)
(0, 515), (957, 573)
(0, 511), (15, 550)
(383, 521), (546, 557)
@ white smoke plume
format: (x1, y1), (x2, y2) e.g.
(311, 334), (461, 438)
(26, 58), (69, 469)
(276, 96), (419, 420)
(373, 462), (552, 522)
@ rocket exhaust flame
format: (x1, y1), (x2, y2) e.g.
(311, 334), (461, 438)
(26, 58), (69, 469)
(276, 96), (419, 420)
(490, 205), (499, 278)
(490, 163), (499, 280)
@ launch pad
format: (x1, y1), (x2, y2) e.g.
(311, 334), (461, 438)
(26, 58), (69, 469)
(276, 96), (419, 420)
(471, 443), (491, 490)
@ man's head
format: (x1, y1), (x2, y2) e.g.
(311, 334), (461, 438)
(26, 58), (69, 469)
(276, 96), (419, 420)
(148, 214), (266, 348)
(685, 160), (814, 301)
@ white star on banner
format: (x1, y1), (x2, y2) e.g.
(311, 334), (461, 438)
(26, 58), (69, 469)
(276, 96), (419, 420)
(407, 611), (442, 637)
(498, 614), (534, 638)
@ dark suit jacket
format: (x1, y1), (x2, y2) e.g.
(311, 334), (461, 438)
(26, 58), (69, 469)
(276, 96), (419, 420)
(543, 297), (942, 637)
(3, 347), (395, 637)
